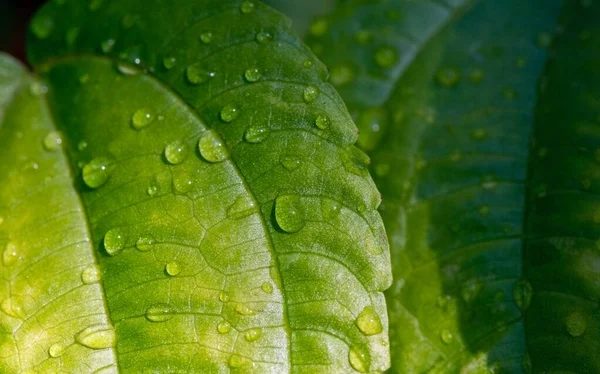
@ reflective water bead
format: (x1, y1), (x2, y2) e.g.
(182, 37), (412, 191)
(82, 157), (112, 188)
(198, 130), (228, 163)
(164, 140), (188, 165)
(131, 108), (153, 129)
(275, 195), (306, 233)
(220, 104), (240, 123)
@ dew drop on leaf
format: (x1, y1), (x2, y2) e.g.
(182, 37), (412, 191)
(512, 278), (533, 312)
(244, 67), (261, 82)
(220, 104), (240, 123)
(235, 302), (256, 316)
(164, 140), (188, 165)
(244, 328), (262, 342)
(340, 146), (370, 177)
(147, 183), (159, 197)
(303, 85), (319, 103)
(227, 195), (257, 219)
(280, 155), (302, 171)
(48, 343), (65, 358)
(315, 114), (330, 130)
(256, 31), (273, 43)
(303, 60), (313, 68)
(82, 157), (112, 188)
(244, 125), (270, 143)
(321, 199), (342, 221)
(131, 108), (153, 129)
(219, 291), (230, 302)
(165, 261), (181, 276)
(29, 81), (47, 96)
(440, 329), (454, 344)
(229, 354), (250, 368)
(100, 39), (115, 53)
(348, 346), (369, 373)
(81, 264), (102, 284)
(75, 324), (116, 349)
(198, 130), (228, 163)
(240, 0), (255, 14)
(186, 63), (215, 85)
(145, 303), (173, 322)
(200, 32), (213, 44)
(217, 320), (232, 334)
(375, 46), (397, 68)
(136, 236), (154, 252)
(31, 14), (54, 39)
(566, 311), (587, 337)
(461, 278), (483, 304)
(3, 242), (19, 267)
(275, 195), (306, 233)
(355, 306), (383, 336)
(104, 228), (127, 256)
(162, 56), (176, 70)
(261, 282), (273, 294)
(436, 67), (461, 88)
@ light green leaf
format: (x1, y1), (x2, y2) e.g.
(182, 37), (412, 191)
(0, 0), (392, 372)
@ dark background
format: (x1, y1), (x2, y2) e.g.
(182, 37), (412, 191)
(1, 0), (46, 62)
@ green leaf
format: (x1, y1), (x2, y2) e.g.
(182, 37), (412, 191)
(0, 0), (392, 372)
(263, 0), (336, 37)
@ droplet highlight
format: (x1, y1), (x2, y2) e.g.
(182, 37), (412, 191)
(275, 195), (306, 233)
(104, 228), (127, 256)
(82, 157), (112, 189)
(164, 140), (189, 165)
(355, 306), (383, 336)
(145, 303), (173, 322)
(75, 324), (116, 349)
(198, 130), (228, 163)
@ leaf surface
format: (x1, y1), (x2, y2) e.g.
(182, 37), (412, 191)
(0, 0), (392, 372)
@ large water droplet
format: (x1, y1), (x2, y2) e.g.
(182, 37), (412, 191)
(375, 46), (397, 68)
(303, 86), (319, 103)
(31, 14), (54, 39)
(131, 108), (153, 130)
(165, 262), (181, 276)
(198, 130), (228, 163)
(512, 279), (533, 312)
(436, 67), (461, 88)
(244, 125), (270, 143)
(566, 312), (587, 337)
(81, 264), (102, 284)
(217, 320), (232, 334)
(3, 243), (19, 267)
(240, 1), (255, 14)
(145, 303), (173, 322)
(136, 236), (154, 252)
(227, 195), (257, 219)
(244, 67), (261, 82)
(82, 157), (112, 189)
(48, 342), (65, 358)
(244, 328), (262, 342)
(355, 306), (382, 336)
(104, 228), (127, 256)
(75, 324), (116, 349)
(164, 140), (189, 165)
(186, 63), (215, 85)
(275, 195), (306, 233)
(220, 104), (240, 123)
(440, 329), (454, 344)
(348, 346), (369, 373)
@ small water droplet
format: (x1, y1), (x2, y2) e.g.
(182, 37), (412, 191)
(512, 279), (533, 312)
(217, 320), (232, 334)
(75, 324), (115, 349)
(42, 131), (62, 152)
(220, 104), (240, 123)
(436, 67), (461, 88)
(0, 298), (24, 319)
(227, 195), (257, 219)
(275, 195), (306, 233)
(229, 354), (250, 368)
(164, 140), (189, 165)
(303, 86), (319, 103)
(244, 125), (270, 143)
(131, 108), (153, 129)
(303, 60), (313, 68)
(77, 140), (88, 152)
(186, 63), (215, 85)
(471, 128), (488, 141)
(461, 278), (483, 304)
(172, 174), (193, 194)
(81, 264), (102, 284)
(147, 183), (159, 197)
(100, 39), (115, 53)
(198, 130), (228, 163)
(244, 328), (262, 342)
(48, 342), (65, 358)
(219, 290), (230, 302)
(537, 32), (553, 48)
(309, 18), (328, 37)
(566, 311), (587, 337)
(3, 243), (19, 266)
(348, 346), (369, 373)
(375, 46), (397, 68)
(315, 115), (330, 130)
(355, 306), (382, 336)
(136, 236), (154, 252)
(200, 32), (213, 44)
(244, 67), (261, 82)
(240, 0), (255, 14)
(330, 65), (355, 86)
(280, 155), (302, 171)
(321, 199), (341, 221)
(261, 282), (273, 294)
(235, 302), (256, 316)
(145, 303), (173, 322)
(256, 31), (273, 43)
(29, 81), (48, 96)
(163, 56), (176, 70)
(469, 68), (485, 83)
(104, 228), (127, 256)
(440, 329), (454, 344)
(165, 261), (181, 276)
(31, 14), (54, 39)
(82, 157), (112, 188)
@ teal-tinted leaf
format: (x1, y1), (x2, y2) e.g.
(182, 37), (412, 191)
(263, 0), (336, 37)
(0, 0), (392, 372)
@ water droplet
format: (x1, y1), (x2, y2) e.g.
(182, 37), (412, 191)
(478, 205), (490, 216)
(537, 32), (553, 48)
(217, 320), (232, 334)
(309, 18), (328, 37)
(375, 46), (397, 68)
(220, 104), (240, 123)
(242, 126), (270, 145)
(41, 131), (62, 151)
(330, 65), (355, 86)
(200, 32), (213, 44)
(437, 295), (451, 309)
(65, 27), (80, 46)
(198, 130), (228, 163)
(340, 146), (370, 177)
(172, 174), (193, 194)
(275, 195), (306, 233)
(303, 60), (313, 68)
(77, 140), (88, 152)
(471, 128), (488, 141)
(303, 86), (319, 103)
(82, 157), (112, 188)
(145, 303), (173, 322)
(131, 108), (153, 130)
(229, 354), (250, 368)
(104, 228), (127, 256)
(116, 62), (140, 76)
(315, 115), (330, 130)
(163, 56), (176, 70)
(0, 298), (24, 319)
(31, 14), (54, 39)
(136, 236), (154, 252)
(81, 264), (102, 284)
(256, 31), (273, 43)
(89, 0), (103, 10)
(219, 290), (230, 302)
(436, 67), (461, 88)
(235, 302), (256, 316)
(469, 68), (485, 83)
(227, 195), (257, 219)
(164, 140), (189, 165)
(261, 282), (273, 294)
(100, 39), (115, 53)
(48, 343), (65, 358)
(280, 155), (302, 171)
(29, 81), (48, 96)
(440, 329), (454, 344)
(75, 324), (115, 349)
(461, 278), (483, 304)
(348, 346), (369, 373)
(147, 183), (159, 197)
(165, 261), (181, 276)
(3, 243), (19, 267)
(186, 63), (215, 85)
(240, 0), (255, 14)
(355, 306), (382, 336)
(365, 235), (383, 255)
(512, 279), (533, 312)
(321, 199), (341, 221)
(566, 311), (587, 337)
